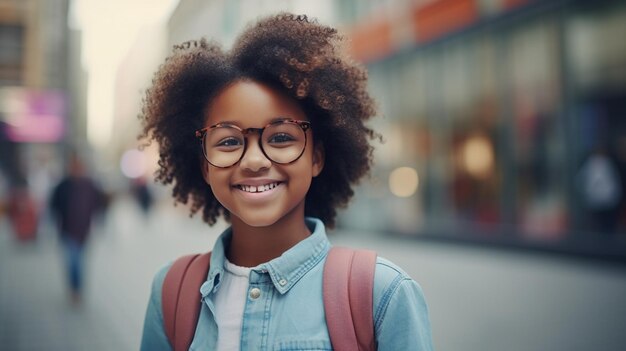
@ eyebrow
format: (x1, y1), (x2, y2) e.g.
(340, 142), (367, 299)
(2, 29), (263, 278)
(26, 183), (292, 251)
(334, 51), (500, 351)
(212, 116), (292, 127)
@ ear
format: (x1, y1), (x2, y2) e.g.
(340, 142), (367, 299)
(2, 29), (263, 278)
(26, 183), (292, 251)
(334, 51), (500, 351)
(201, 159), (211, 184)
(312, 142), (325, 177)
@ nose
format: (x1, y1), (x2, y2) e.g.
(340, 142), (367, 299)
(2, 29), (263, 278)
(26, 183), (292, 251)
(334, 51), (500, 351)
(239, 134), (271, 172)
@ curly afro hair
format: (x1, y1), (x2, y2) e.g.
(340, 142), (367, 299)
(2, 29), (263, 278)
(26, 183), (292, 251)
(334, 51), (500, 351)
(139, 13), (378, 228)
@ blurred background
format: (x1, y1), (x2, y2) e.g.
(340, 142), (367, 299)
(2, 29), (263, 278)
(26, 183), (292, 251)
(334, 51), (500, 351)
(1, 0), (625, 350)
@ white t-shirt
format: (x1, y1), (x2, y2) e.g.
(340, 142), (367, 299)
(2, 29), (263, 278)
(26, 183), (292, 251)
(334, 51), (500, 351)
(213, 259), (251, 351)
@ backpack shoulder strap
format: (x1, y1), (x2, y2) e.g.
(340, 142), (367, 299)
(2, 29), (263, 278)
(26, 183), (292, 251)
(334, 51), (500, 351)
(162, 252), (211, 351)
(323, 246), (377, 351)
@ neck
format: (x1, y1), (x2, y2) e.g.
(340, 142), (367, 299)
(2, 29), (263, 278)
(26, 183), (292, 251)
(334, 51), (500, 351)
(227, 208), (311, 267)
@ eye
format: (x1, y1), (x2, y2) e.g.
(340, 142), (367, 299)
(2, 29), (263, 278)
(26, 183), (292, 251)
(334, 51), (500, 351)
(215, 137), (243, 148)
(267, 133), (296, 144)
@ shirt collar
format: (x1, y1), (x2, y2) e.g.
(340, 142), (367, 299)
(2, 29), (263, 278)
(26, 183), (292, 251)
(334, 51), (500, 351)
(200, 217), (330, 297)
(199, 227), (230, 297)
(265, 217), (330, 294)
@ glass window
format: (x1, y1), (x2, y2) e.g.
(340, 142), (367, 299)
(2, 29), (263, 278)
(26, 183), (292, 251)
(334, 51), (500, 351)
(339, 0), (626, 259)
(341, 58), (427, 234)
(0, 25), (24, 85)
(501, 19), (569, 241)
(568, 2), (626, 236)
(440, 34), (502, 235)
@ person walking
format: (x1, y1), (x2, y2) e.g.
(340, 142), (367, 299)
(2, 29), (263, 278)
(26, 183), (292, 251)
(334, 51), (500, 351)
(50, 154), (104, 304)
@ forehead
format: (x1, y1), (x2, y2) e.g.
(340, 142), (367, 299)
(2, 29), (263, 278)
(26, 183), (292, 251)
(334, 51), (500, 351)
(205, 80), (307, 126)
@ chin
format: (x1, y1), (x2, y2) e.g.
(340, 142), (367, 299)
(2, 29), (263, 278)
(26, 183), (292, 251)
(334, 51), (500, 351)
(237, 213), (282, 228)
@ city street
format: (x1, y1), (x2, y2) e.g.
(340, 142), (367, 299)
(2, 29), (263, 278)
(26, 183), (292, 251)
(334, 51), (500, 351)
(0, 196), (224, 351)
(2, 0), (626, 350)
(2, 195), (626, 351)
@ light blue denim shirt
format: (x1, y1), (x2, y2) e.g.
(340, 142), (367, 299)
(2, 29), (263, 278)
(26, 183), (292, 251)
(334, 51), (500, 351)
(141, 218), (434, 350)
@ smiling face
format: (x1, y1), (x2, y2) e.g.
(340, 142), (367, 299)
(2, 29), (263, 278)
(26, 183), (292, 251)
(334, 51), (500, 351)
(201, 80), (324, 228)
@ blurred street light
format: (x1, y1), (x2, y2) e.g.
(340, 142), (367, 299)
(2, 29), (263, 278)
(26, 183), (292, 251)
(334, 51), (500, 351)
(389, 166), (419, 198)
(120, 148), (147, 179)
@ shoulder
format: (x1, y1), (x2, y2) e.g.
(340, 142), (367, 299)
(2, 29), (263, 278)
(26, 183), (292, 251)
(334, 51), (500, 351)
(148, 262), (174, 311)
(373, 256), (421, 296)
(372, 256), (429, 329)
(50, 180), (69, 205)
(141, 262), (175, 351)
(54, 179), (69, 191)
(370, 256), (434, 350)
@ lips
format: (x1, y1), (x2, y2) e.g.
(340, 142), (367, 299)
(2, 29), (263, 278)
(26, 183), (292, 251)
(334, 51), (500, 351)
(234, 182), (282, 193)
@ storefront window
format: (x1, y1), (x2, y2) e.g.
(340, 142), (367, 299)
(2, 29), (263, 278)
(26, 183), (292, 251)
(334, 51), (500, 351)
(440, 35), (502, 235)
(0, 25), (24, 85)
(502, 18), (569, 241)
(568, 2), (626, 236)
(341, 58), (427, 234)
(340, 0), (626, 258)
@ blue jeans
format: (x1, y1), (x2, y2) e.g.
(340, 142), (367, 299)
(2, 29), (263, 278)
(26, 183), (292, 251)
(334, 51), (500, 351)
(63, 238), (84, 293)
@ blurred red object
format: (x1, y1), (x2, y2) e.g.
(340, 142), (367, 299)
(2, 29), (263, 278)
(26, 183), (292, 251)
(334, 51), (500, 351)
(7, 187), (38, 241)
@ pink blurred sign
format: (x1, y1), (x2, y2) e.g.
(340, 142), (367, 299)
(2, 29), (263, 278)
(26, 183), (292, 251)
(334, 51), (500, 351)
(0, 88), (66, 143)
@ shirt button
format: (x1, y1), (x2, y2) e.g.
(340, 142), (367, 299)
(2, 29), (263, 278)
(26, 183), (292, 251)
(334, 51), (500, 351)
(249, 288), (261, 300)
(279, 279), (287, 286)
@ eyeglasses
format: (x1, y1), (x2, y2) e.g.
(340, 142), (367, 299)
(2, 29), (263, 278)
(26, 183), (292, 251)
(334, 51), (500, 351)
(195, 119), (311, 168)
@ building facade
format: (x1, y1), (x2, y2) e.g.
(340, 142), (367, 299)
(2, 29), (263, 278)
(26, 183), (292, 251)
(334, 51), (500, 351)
(338, 0), (626, 259)
(0, 0), (77, 201)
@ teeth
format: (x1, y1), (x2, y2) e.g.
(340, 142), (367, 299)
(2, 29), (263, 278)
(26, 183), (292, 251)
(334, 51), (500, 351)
(237, 182), (279, 193)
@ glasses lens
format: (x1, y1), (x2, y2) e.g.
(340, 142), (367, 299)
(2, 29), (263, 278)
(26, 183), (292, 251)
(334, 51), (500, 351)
(262, 121), (306, 164)
(204, 126), (245, 167)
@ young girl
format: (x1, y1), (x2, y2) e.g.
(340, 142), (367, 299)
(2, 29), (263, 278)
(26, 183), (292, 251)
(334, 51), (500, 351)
(140, 13), (433, 351)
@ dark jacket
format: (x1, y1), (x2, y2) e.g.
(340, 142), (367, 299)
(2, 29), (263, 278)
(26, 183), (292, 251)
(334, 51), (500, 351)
(50, 176), (103, 244)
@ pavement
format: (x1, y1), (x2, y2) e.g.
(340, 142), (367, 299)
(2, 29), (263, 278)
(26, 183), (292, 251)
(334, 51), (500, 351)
(0, 196), (387, 351)
(0, 196), (225, 351)
(2, 195), (626, 351)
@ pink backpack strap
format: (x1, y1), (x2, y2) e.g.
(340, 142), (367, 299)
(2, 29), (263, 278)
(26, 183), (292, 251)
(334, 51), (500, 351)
(323, 247), (378, 351)
(162, 252), (211, 351)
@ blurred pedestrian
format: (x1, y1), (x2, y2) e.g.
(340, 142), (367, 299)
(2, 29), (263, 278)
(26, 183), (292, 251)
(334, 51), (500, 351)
(139, 14), (433, 351)
(579, 147), (623, 234)
(0, 171), (6, 218)
(49, 154), (104, 304)
(132, 176), (153, 216)
(7, 177), (39, 242)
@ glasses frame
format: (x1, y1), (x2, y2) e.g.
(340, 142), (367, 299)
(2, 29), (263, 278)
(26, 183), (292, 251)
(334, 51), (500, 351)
(195, 119), (311, 168)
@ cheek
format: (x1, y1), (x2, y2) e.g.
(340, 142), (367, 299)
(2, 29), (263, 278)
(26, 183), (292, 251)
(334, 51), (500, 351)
(205, 169), (229, 198)
(291, 156), (316, 190)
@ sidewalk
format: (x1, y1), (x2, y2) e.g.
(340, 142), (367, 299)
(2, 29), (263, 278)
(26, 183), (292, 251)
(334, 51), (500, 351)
(2, 195), (626, 351)
(0, 196), (223, 351)
(0, 220), (123, 351)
